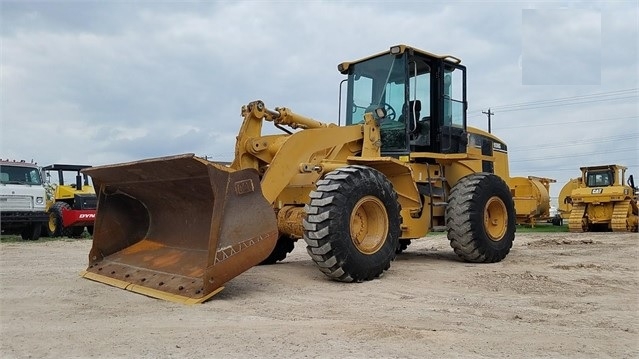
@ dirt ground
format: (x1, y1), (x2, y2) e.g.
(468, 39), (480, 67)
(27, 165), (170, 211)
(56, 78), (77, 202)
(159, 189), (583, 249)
(0, 231), (637, 359)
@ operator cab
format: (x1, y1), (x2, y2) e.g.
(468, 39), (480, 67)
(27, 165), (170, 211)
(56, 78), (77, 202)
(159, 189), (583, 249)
(339, 45), (468, 157)
(582, 165), (626, 188)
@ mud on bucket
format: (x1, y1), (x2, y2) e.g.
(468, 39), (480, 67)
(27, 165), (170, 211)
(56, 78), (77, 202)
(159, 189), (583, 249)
(81, 154), (278, 304)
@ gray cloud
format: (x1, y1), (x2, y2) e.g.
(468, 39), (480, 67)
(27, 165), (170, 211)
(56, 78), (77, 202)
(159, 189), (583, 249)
(522, 8), (602, 85)
(1, 0), (637, 201)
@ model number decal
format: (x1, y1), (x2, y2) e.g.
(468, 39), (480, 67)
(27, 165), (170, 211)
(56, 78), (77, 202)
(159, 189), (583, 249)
(235, 179), (254, 195)
(591, 188), (603, 194)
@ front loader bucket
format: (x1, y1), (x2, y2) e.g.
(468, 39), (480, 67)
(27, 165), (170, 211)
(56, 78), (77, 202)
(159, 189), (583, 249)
(80, 154), (278, 304)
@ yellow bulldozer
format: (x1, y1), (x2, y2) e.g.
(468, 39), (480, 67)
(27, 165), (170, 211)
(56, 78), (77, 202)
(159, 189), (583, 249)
(81, 45), (518, 304)
(559, 164), (638, 232)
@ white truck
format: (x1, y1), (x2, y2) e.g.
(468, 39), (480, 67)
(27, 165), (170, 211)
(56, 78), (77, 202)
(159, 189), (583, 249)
(0, 159), (48, 240)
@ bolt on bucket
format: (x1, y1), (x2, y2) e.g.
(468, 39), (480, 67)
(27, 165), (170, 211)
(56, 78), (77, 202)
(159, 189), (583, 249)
(80, 154), (278, 304)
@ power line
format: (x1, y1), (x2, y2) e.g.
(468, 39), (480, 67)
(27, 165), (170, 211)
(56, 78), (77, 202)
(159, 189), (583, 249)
(493, 115), (637, 130)
(495, 95), (637, 113)
(469, 95), (636, 118)
(468, 88), (638, 114)
(511, 164), (639, 173)
(509, 133), (639, 152)
(510, 147), (636, 163)
(492, 88), (636, 111)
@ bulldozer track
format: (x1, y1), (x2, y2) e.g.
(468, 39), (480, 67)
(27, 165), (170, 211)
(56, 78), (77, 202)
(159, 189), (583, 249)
(568, 203), (587, 233)
(611, 200), (631, 232)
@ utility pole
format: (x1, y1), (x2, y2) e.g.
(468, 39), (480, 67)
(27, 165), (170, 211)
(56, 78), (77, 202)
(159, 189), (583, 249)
(482, 108), (494, 133)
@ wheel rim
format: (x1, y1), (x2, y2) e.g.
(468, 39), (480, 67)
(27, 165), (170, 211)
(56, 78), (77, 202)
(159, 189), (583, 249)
(483, 196), (507, 241)
(350, 196), (388, 254)
(48, 213), (57, 232)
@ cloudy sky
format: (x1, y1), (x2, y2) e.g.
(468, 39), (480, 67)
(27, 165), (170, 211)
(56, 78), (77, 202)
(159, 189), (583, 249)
(1, 0), (637, 201)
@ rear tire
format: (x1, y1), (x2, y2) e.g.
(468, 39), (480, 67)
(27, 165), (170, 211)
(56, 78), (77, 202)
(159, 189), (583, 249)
(303, 165), (400, 282)
(21, 223), (41, 241)
(68, 226), (85, 238)
(446, 173), (516, 263)
(259, 235), (296, 265)
(396, 239), (412, 254)
(551, 216), (563, 226)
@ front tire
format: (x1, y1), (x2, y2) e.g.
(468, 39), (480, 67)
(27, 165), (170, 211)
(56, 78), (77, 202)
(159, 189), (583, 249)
(446, 173), (516, 263)
(303, 165), (400, 282)
(47, 202), (73, 237)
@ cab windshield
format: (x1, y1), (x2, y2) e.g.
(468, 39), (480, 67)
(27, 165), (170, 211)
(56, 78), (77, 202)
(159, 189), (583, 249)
(346, 54), (404, 125)
(586, 171), (613, 187)
(0, 165), (43, 185)
(345, 53), (408, 151)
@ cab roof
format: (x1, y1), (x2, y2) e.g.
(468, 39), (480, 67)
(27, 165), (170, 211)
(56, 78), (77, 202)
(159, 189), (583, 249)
(42, 164), (92, 172)
(580, 164), (627, 172)
(0, 160), (39, 168)
(338, 44), (462, 74)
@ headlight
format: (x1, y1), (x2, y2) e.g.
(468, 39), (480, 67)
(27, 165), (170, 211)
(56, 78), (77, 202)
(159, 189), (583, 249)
(36, 197), (44, 205)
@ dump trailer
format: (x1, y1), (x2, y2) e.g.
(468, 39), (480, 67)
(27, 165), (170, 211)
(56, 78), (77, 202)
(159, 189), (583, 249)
(42, 164), (97, 237)
(509, 176), (557, 226)
(82, 45), (517, 303)
(564, 164), (638, 232)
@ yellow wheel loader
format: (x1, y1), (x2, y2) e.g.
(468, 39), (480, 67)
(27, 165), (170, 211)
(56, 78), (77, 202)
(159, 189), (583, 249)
(563, 164), (638, 232)
(81, 45), (517, 303)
